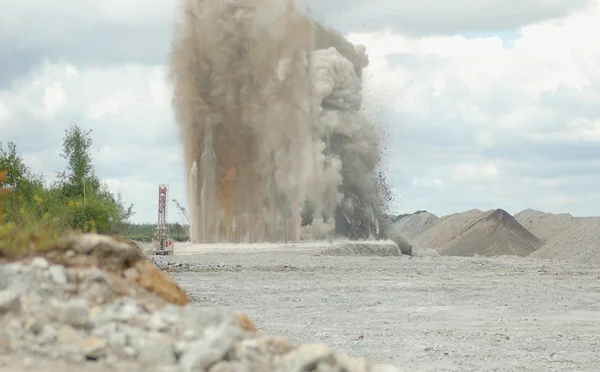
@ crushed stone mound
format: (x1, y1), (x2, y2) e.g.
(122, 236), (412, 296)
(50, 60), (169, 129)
(391, 211), (438, 239)
(529, 217), (600, 265)
(0, 233), (403, 372)
(514, 208), (577, 242)
(4, 233), (190, 307)
(318, 240), (404, 256)
(414, 209), (543, 257)
(411, 209), (483, 253)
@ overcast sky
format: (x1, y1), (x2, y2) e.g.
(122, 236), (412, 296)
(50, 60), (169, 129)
(1, 0), (599, 223)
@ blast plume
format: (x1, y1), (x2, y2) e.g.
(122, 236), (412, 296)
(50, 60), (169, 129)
(169, 0), (391, 243)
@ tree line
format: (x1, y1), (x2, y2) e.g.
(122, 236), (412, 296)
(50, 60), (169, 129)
(125, 222), (189, 242)
(0, 124), (134, 235)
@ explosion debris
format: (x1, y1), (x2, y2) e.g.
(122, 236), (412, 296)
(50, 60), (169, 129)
(169, 0), (391, 243)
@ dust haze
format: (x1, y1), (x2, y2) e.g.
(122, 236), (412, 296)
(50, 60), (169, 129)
(169, 0), (391, 243)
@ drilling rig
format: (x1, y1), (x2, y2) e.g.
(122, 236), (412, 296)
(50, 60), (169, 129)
(151, 184), (174, 255)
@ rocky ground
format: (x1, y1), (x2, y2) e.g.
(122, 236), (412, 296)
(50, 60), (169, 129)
(154, 243), (600, 372)
(3, 234), (600, 371)
(0, 234), (403, 372)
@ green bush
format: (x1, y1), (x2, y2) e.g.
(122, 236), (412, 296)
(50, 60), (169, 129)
(0, 216), (69, 259)
(0, 124), (134, 242)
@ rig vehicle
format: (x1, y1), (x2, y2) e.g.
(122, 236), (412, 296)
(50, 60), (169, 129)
(151, 184), (174, 255)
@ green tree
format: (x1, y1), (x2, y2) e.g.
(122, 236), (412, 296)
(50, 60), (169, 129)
(0, 142), (46, 224)
(0, 125), (135, 235)
(56, 123), (134, 234)
(58, 124), (101, 200)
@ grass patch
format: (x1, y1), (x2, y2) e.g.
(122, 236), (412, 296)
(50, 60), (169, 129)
(0, 216), (78, 260)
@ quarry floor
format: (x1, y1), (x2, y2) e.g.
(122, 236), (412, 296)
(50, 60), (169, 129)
(169, 243), (600, 372)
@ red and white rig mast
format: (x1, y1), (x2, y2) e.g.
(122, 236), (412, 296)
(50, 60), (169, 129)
(152, 184), (174, 255)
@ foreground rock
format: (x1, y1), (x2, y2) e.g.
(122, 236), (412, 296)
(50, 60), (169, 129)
(0, 233), (403, 371)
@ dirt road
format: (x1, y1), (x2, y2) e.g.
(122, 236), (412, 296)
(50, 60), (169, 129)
(164, 244), (600, 372)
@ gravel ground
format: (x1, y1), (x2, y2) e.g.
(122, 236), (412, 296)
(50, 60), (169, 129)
(0, 236), (403, 372)
(159, 245), (600, 372)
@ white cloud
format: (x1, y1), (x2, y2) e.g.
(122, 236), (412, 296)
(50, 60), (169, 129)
(411, 178), (443, 188)
(0, 99), (9, 122)
(352, 0), (600, 217)
(42, 82), (67, 117)
(578, 120), (600, 142)
(86, 98), (122, 120)
(474, 132), (494, 149)
(308, 0), (592, 35)
(65, 65), (79, 78)
(525, 118), (600, 144)
(451, 164), (499, 183)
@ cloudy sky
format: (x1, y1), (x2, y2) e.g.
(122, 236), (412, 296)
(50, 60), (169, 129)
(1, 0), (599, 223)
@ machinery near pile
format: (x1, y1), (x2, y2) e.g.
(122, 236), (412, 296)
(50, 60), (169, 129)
(151, 184), (174, 255)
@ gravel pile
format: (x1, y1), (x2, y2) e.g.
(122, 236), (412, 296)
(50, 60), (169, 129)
(514, 209), (577, 242)
(529, 217), (600, 265)
(0, 234), (404, 372)
(414, 209), (542, 257)
(514, 209), (600, 265)
(391, 211), (438, 239)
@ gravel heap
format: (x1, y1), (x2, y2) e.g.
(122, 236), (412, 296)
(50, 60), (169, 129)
(391, 211), (438, 239)
(514, 209), (576, 242)
(414, 209), (542, 257)
(0, 234), (404, 372)
(528, 217), (600, 264)
(514, 209), (600, 264)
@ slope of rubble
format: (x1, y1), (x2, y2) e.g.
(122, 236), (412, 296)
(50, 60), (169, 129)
(529, 217), (600, 265)
(391, 211), (438, 239)
(514, 209), (600, 265)
(514, 209), (577, 241)
(411, 209), (483, 253)
(414, 209), (542, 257)
(0, 233), (403, 372)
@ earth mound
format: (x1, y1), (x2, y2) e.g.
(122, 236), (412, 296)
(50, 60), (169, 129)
(414, 209), (542, 257)
(529, 217), (600, 265)
(514, 208), (576, 242)
(391, 211), (438, 239)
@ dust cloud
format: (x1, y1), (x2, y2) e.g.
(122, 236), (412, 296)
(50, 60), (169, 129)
(169, 0), (391, 243)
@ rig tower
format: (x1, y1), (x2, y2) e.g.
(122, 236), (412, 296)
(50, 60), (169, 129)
(152, 184), (174, 255)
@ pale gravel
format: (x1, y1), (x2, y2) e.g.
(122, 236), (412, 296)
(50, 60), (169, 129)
(514, 209), (600, 265)
(392, 212), (439, 239)
(413, 209), (541, 257)
(0, 244), (405, 372)
(160, 244), (600, 372)
(514, 209), (577, 242)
